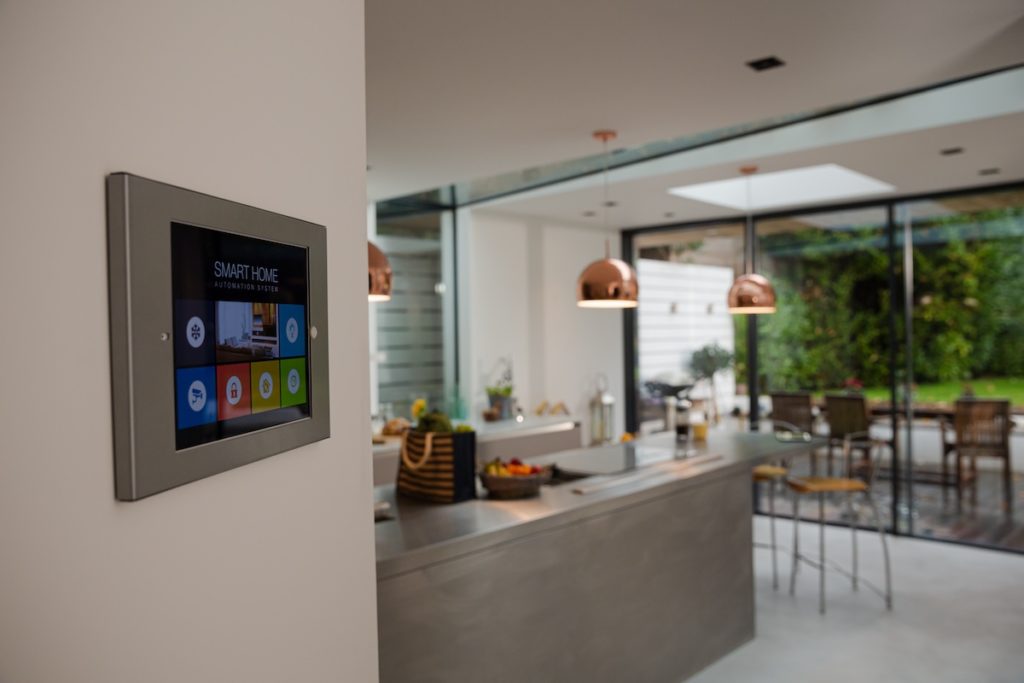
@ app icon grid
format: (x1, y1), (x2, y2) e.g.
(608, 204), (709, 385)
(174, 299), (308, 432)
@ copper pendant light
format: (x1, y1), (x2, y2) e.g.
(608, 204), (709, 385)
(727, 166), (776, 314)
(576, 130), (639, 309)
(727, 273), (776, 314)
(577, 242), (639, 308)
(368, 240), (392, 302)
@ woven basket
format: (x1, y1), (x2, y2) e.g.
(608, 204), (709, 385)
(479, 468), (551, 499)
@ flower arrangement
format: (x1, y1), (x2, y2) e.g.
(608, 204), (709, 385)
(843, 377), (864, 391)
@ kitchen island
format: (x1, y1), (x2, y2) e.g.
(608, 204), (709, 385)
(375, 431), (817, 683)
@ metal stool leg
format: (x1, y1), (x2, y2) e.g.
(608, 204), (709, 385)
(769, 479), (778, 591)
(1003, 457), (1012, 515)
(789, 493), (800, 596)
(849, 492), (858, 591)
(865, 492), (893, 610)
(818, 492), (826, 615)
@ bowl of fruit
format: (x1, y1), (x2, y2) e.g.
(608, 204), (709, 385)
(479, 458), (552, 499)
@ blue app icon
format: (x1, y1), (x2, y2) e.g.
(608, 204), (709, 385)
(279, 304), (306, 358)
(176, 366), (218, 430)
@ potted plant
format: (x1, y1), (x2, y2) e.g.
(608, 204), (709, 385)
(485, 356), (515, 420)
(690, 343), (734, 425)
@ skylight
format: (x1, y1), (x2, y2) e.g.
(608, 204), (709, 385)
(667, 164), (895, 211)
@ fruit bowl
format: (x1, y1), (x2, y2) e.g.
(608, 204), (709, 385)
(479, 459), (552, 499)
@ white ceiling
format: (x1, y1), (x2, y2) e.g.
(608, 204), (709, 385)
(484, 111), (1024, 228)
(367, 0), (1024, 200)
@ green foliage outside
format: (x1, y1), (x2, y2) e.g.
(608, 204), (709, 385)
(753, 204), (1024, 406)
(857, 378), (1024, 406)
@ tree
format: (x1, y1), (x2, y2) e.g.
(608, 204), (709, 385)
(690, 343), (734, 424)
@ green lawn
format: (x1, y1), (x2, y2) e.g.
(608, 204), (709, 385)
(856, 378), (1024, 406)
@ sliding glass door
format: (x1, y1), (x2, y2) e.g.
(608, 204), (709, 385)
(898, 190), (1024, 546)
(756, 207), (896, 527)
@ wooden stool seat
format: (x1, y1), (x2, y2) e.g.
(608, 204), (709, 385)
(753, 464), (788, 481)
(787, 476), (868, 494)
(788, 434), (892, 615)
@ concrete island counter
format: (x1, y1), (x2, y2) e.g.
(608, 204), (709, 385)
(375, 431), (818, 683)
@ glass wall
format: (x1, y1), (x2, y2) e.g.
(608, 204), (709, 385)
(371, 210), (457, 422)
(631, 223), (745, 434)
(624, 182), (1024, 552)
(757, 208), (892, 399)
(756, 207), (897, 527)
(900, 190), (1024, 543)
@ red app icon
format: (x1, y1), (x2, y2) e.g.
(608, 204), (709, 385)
(216, 364), (252, 421)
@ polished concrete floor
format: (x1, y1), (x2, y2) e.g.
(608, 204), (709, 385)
(688, 517), (1024, 683)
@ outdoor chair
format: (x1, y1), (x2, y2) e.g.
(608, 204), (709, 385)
(769, 391), (815, 435)
(940, 399), (1013, 513)
(824, 394), (887, 477)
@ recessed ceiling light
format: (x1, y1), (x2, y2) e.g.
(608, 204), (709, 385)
(582, 210), (596, 217)
(979, 167), (1001, 176)
(663, 212), (675, 219)
(667, 164), (895, 211)
(746, 56), (785, 72)
(940, 147), (964, 156)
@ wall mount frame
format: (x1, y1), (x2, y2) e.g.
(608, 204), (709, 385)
(107, 173), (330, 500)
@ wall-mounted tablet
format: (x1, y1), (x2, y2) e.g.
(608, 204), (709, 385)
(108, 174), (330, 500)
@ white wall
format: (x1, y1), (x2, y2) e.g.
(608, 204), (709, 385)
(0, 4), (377, 683)
(461, 211), (534, 412)
(462, 210), (625, 440)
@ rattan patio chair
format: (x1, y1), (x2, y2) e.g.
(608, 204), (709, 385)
(940, 398), (1013, 513)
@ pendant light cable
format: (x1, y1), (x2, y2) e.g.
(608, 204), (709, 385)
(742, 165), (757, 274)
(596, 129), (616, 258)
(602, 135), (610, 231)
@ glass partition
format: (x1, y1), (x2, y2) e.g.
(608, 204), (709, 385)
(900, 190), (1024, 544)
(757, 207), (893, 401)
(625, 185), (1024, 550)
(756, 207), (897, 526)
(631, 223), (746, 435)
(371, 211), (457, 422)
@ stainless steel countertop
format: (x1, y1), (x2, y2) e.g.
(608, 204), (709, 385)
(372, 415), (578, 458)
(375, 430), (820, 579)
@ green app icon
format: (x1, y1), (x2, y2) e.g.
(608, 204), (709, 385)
(280, 357), (307, 407)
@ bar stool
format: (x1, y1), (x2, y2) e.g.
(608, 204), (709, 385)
(753, 463), (787, 590)
(752, 416), (812, 591)
(787, 433), (892, 614)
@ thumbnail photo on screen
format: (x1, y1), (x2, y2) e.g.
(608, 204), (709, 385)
(216, 301), (280, 362)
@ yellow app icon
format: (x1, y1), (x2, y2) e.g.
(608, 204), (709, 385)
(250, 360), (281, 413)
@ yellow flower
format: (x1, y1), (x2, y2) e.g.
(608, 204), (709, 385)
(411, 398), (427, 420)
